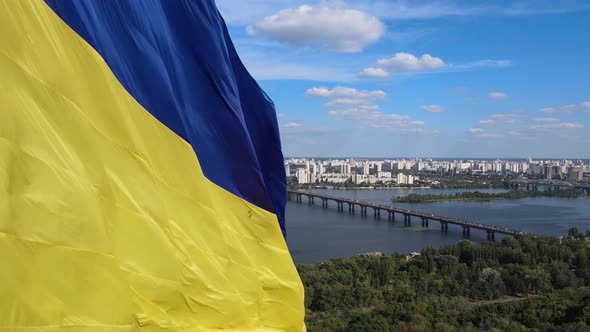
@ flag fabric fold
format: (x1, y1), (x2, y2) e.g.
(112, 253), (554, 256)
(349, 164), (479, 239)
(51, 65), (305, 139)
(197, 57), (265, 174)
(0, 0), (304, 330)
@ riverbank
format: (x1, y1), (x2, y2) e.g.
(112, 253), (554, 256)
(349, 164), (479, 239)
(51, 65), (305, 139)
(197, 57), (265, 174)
(392, 189), (587, 203)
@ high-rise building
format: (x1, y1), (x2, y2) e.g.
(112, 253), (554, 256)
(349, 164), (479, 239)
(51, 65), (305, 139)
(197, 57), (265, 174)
(340, 163), (351, 175)
(296, 169), (309, 184)
(397, 173), (414, 185)
(544, 165), (554, 180)
(567, 166), (583, 181)
(363, 163), (370, 175)
(378, 171), (392, 178)
(309, 173), (316, 184)
(529, 164), (543, 175)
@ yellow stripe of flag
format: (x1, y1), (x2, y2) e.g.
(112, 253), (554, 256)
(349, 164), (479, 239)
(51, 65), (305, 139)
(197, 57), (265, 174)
(0, 1), (304, 330)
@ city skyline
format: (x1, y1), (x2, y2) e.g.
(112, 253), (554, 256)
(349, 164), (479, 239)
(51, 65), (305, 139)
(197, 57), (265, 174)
(218, 1), (590, 158)
(285, 157), (588, 185)
(284, 156), (590, 160)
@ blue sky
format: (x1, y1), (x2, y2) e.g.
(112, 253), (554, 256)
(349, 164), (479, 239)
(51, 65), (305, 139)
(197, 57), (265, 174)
(217, 0), (590, 158)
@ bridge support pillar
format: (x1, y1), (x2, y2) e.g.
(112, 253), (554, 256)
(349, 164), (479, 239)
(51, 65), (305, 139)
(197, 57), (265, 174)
(487, 231), (496, 241)
(296, 194), (302, 203)
(421, 217), (429, 228)
(308, 196), (314, 206)
(388, 211), (394, 222)
(348, 203), (355, 214)
(373, 208), (380, 219)
(440, 222), (448, 232)
(404, 214), (411, 226)
(462, 226), (470, 238)
(360, 205), (367, 216)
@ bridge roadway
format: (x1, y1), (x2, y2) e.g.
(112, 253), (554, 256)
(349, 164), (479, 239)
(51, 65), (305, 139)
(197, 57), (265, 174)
(288, 190), (539, 240)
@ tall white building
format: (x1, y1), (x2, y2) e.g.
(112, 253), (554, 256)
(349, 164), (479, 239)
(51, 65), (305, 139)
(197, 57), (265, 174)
(296, 169), (309, 184)
(341, 163), (351, 175)
(363, 163), (370, 175)
(397, 173), (414, 185)
(377, 171), (392, 178)
(311, 163), (317, 175)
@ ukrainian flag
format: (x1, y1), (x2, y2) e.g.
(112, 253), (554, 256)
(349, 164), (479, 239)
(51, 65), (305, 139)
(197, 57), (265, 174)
(0, 0), (304, 331)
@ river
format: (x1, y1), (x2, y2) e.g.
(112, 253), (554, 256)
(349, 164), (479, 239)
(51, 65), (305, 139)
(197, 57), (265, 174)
(285, 188), (590, 263)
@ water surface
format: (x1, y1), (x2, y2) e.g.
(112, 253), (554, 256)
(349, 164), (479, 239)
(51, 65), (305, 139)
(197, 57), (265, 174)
(286, 188), (590, 263)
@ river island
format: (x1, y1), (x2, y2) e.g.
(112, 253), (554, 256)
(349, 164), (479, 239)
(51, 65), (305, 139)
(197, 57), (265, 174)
(392, 189), (587, 203)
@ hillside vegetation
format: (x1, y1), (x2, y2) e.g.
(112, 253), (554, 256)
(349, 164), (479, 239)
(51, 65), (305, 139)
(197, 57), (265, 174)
(299, 228), (590, 331)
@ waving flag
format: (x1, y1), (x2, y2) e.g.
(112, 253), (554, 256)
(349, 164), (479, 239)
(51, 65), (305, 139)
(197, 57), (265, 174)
(0, 0), (304, 330)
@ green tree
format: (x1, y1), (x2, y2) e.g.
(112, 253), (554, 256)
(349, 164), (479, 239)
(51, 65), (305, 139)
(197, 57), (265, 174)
(348, 312), (390, 332)
(474, 268), (505, 300)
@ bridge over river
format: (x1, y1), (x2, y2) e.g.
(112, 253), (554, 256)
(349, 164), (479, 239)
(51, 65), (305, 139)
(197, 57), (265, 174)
(288, 190), (540, 241)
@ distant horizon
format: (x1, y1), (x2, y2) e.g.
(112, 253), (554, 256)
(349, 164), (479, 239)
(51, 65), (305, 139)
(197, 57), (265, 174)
(285, 156), (590, 161)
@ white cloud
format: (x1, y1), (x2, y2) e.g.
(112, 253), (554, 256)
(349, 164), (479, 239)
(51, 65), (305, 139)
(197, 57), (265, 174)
(306, 86), (387, 100)
(377, 52), (447, 72)
(363, 53), (508, 78)
(328, 108), (417, 128)
(507, 131), (536, 141)
(490, 113), (521, 123)
(358, 67), (390, 78)
(325, 98), (374, 107)
(283, 122), (303, 128)
(468, 127), (503, 138)
(530, 122), (584, 130)
(456, 59), (512, 69)
(478, 133), (504, 138)
(309, 85), (423, 129)
(539, 101), (590, 114)
(357, 55), (511, 81)
(307, 86), (389, 126)
(479, 113), (523, 125)
(533, 117), (560, 123)
(420, 105), (446, 113)
(540, 104), (578, 114)
(487, 92), (507, 100)
(247, 5), (385, 53)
